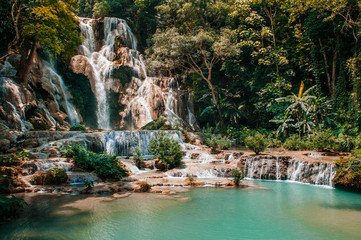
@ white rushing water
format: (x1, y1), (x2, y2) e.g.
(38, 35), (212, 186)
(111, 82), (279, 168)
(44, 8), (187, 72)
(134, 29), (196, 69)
(99, 130), (183, 156)
(78, 17), (149, 129)
(41, 61), (80, 125)
(79, 18), (113, 129)
(243, 157), (336, 187)
(1, 77), (27, 131)
(77, 17), (197, 130)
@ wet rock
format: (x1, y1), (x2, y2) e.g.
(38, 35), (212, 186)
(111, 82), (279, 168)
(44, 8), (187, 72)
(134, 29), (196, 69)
(0, 139), (10, 152)
(21, 161), (38, 175)
(141, 160), (155, 169)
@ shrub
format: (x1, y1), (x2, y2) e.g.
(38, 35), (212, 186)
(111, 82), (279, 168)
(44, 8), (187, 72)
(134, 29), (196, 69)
(205, 135), (219, 152)
(1, 149), (30, 167)
(138, 182), (151, 192)
(218, 137), (232, 150)
(31, 168), (68, 185)
(333, 153), (361, 190)
(310, 129), (337, 151)
(337, 133), (354, 152)
(0, 194), (27, 221)
(65, 144), (128, 180)
(84, 180), (94, 194)
(70, 123), (86, 131)
(231, 168), (244, 186)
(148, 133), (182, 170)
(132, 147), (144, 169)
(283, 134), (302, 150)
(46, 168), (68, 184)
(244, 133), (267, 154)
(354, 135), (361, 150)
(266, 136), (282, 148)
(205, 135), (232, 152)
(142, 117), (172, 130)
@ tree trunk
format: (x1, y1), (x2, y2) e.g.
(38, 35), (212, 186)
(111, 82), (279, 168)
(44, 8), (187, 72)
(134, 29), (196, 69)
(331, 49), (337, 99)
(331, 36), (339, 100)
(18, 42), (37, 84)
(318, 38), (333, 98)
(205, 75), (226, 129)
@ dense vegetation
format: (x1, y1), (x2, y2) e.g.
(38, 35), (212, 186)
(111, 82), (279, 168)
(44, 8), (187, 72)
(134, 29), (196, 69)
(0, 193), (27, 221)
(1, 0), (360, 153)
(148, 133), (183, 170)
(65, 144), (128, 180)
(334, 150), (361, 190)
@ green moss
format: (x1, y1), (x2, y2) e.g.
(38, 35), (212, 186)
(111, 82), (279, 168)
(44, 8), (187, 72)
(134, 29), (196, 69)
(46, 168), (68, 184)
(142, 117), (170, 130)
(334, 152), (361, 190)
(70, 123), (86, 131)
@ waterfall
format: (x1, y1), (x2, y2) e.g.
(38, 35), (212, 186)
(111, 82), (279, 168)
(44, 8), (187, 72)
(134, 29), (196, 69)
(41, 61), (80, 125)
(78, 18), (112, 129)
(242, 156), (336, 187)
(7, 101), (27, 131)
(0, 77), (27, 131)
(97, 130), (183, 156)
(287, 159), (336, 186)
(75, 17), (198, 130)
(104, 17), (137, 50)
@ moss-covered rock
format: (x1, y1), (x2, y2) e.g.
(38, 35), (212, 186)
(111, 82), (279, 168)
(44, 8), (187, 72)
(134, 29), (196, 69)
(31, 168), (68, 185)
(334, 152), (361, 190)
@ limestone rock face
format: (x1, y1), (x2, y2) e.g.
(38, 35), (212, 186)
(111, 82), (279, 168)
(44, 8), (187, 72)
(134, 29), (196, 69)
(0, 50), (80, 137)
(71, 17), (198, 130)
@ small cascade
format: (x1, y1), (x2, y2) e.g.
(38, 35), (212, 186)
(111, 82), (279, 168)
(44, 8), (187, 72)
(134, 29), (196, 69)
(198, 153), (217, 164)
(44, 108), (57, 127)
(7, 101), (27, 131)
(41, 60), (80, 124)
(241, 156), (336, 186)
(1, 78), (27, 131)
(166, 166), (231, 178)
(122, 161), (140, 174)
(286, 159), (336, 186)
(34, 159), (73, 172)
(68, 172), (98, 185)
(97, 130), (183, 156)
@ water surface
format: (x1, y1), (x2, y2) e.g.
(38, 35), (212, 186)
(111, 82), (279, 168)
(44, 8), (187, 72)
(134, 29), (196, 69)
(1, 181), (361, 240)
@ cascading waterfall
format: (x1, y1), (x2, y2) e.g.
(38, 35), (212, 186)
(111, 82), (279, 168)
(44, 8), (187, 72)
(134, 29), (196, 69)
(79, 18), (114, 129)
(41, 61), (80, 125)
(242, 157), (336, 186)
(76, 17), (197, 130)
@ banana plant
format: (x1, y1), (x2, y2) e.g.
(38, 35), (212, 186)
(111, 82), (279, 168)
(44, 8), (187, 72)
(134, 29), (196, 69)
(273, 82), (318, 136)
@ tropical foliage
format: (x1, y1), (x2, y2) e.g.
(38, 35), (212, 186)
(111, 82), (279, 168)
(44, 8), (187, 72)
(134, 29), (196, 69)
(148, 133), (182, 170)
(65, 144), (128, 180)
(333, 150), (361, 190)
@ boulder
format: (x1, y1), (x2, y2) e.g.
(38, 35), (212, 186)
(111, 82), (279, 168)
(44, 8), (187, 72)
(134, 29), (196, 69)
(0, 139), (10, 152)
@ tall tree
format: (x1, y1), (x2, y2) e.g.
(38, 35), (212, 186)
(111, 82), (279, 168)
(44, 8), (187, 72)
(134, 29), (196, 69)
(147, 0), (239, 129)
(3, 0), (81, 84)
